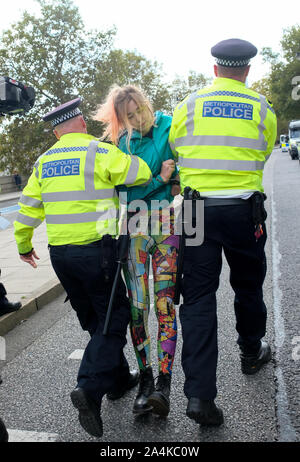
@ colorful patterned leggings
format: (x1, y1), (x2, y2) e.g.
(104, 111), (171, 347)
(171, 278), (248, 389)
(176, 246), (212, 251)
(123, 208), (179, 375)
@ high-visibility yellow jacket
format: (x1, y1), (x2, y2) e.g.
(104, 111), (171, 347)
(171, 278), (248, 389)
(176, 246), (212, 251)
(14, 133), (152, 254)
(169, 77), (277, 196)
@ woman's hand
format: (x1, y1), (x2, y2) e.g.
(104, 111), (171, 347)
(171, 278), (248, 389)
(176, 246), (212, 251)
(160, 159), (175, 183)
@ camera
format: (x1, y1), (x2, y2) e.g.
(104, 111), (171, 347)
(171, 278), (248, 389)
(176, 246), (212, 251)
(0, 76), (35, 116)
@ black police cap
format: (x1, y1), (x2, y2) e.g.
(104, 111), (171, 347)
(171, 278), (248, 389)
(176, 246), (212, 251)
(43, 97), (82, 127)
(211, 38), (257, 67)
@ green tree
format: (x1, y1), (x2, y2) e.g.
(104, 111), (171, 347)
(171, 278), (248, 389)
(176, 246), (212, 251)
(251, 25), (300, 134)
(87, 49), (171, 136)
(251, 76), (273, 101)
(0, 0), (115, 174)
(168, 71), (212, 111)
(0, 0), (175, 174)
(0, 0), (115, 109)
(0, 116), (48, 175)
(0, 0), (212, 175)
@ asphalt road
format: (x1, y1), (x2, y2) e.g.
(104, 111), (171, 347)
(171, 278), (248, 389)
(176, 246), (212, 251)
(0, 147), (299, 445)
(268, 148), (300, 441)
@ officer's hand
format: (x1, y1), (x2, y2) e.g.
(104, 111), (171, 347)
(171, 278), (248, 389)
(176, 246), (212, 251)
(20, 249), (40, 268)
(160, 159), (175, 183)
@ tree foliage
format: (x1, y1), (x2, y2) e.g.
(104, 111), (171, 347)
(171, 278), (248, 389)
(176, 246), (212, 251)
(87, 49), (171, 136)
(0, 0), (115, 109)
(0, 0), (211, 175)
(0, 0), (116, 173)
(167, 71), (212, 111)
(251, 25), (300, 135)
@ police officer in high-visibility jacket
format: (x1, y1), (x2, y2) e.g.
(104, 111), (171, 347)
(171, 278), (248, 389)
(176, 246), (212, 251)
(14, 98), (152, 438)
(169, 39), (277, 426)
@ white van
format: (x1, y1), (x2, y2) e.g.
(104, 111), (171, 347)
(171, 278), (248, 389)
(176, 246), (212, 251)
(288, 121), (300, 159)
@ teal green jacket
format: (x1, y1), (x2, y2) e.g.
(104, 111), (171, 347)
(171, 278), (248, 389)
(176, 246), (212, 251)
(117, 111), (177, 209)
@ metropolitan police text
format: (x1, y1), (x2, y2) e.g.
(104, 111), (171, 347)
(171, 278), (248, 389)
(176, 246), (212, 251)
(203, 101), (253, 120)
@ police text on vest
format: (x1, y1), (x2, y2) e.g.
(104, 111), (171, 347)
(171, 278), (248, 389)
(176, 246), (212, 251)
(202, 101), (253, 120)
(42, 159), (80, 179)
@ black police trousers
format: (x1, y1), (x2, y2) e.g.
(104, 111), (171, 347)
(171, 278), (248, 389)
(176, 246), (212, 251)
(0, 269), (7, 306)
(49, 240), (131, 406)
(180, 201), (267, 400)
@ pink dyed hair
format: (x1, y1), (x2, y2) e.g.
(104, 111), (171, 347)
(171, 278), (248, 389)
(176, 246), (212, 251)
(93, 84), (154, 146)
(93, 85), (123, 145)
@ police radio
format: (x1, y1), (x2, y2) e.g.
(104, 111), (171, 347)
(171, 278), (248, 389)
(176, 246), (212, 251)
(0, 76), (35, 117)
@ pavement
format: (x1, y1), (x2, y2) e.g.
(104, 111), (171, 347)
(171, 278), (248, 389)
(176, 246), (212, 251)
(0, 191), (64, 336)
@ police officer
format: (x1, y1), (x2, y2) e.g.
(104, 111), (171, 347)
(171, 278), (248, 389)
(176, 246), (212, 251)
(14, 98), (152, 437)
(169, 39), (277, 426)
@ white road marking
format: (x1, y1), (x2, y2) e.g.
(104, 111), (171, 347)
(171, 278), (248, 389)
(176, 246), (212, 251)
(8, 429), (59, 442)
(0, 336), (5, 360)
(270, 154), (297, 442)
(68, 349), (84, 360)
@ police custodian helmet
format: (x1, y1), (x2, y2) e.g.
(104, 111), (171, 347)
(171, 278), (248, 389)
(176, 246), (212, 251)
(43, 97), (82, 127)
(211, 38), (257, 67)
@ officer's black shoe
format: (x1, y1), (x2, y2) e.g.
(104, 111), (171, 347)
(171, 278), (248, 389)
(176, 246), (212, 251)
(0, 417), (9, 442)
(186, 398), (224, 426)
(0, 299), (22, 317)
(70, 387), (103, 437)
(147, 372), (171, 417)
(240, 340), (272, 375)
(106, 369), (140, 400)
(133, 366), (154, 415)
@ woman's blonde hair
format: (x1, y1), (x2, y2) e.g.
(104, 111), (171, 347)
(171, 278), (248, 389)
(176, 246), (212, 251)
(93, 84), (155, 147)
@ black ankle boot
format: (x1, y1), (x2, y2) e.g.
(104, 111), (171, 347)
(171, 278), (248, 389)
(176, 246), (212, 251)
(0, 417), (9, 442)
(240, 341), (272, 375)
(0, 298), (21, 316)
(186, 398), (224, 426)
(133, 367), (154, 415)
(148, 372), (171, 417)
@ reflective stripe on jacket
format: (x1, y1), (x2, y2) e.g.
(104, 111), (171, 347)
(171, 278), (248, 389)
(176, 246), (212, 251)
(169, 77), (277, 196)
(14, 133), (152, 253)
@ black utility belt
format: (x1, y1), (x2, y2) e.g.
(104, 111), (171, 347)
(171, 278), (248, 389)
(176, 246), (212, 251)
(183, 187), (251, 206)
(203, 197), (250, 207)
(48, 235), (116, 249)
(183, 188), (267, 239)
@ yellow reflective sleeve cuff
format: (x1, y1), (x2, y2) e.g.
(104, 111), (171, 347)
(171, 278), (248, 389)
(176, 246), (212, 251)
(14, 220), (34, 255)
(14, 200), (45, 254)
